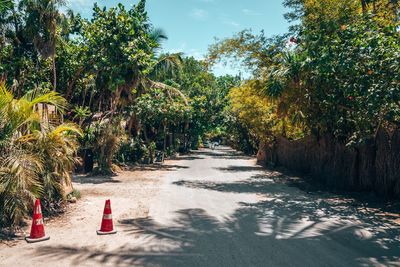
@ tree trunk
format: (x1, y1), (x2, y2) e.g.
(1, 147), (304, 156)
(361, 0), (368, 14)
(110, 87), (123, 122)
(66, 67), (84, 100)
(127, 113), (141, 137)
(83, 149), (94, 173)
(143, 125), (149, 143)
(163, 123), (167, 153)
(127, 116), (134, 137)
(169, 131), (173, 150)
(184, 122), (189, 151)
(52, 54), (57, 91)
(172, 129), (176, 150)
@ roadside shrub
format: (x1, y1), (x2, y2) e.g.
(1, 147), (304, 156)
(115, 137), (148, 164)
(0, 83), (82, 227)
(92, 119), (125, 174)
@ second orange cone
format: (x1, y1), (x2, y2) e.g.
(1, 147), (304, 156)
(97, 199), (117, 235)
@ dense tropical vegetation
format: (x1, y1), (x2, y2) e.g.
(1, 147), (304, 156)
(209, 0), (400, 152)
(1, 0), (399, 227)
(0, 82), (81, 226)
(0, 0), (237, 227)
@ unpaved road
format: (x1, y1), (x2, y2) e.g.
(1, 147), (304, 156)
(1, 147), (400, 266)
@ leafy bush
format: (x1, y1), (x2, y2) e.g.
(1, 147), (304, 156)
(0, 82), (82, 227)
(300, 16), (400, 145)
(91, 120), (125, 174)
(228, 80), (306, 145)
(209, 1), (400, 148)
(115, 137), (148, 164)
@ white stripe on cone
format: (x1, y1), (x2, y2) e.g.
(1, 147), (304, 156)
(103, 214), (112, 220)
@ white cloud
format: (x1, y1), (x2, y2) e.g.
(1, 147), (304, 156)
(190, 8), (208, 20)
(221, 17), (240, 27)
(167, 42), (188, 54)
(212, 62), (249, 78)
(66, 0), (95, 9)
(242, 8), (260, 16)
(165, 45), (205, 61)
(64, 0), (97, 17)
(187, 49), (205, 60)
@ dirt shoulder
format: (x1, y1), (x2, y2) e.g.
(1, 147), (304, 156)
(0, 164), (166, 265)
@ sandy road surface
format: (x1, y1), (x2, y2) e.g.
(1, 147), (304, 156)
(1, 147), (399, 266)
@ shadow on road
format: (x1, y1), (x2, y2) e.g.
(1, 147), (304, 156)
(37, 172), (400, 266)
(73, 174), (121, 184)
(131, 164), (190, 172)
(214, 165), (264, 172)
(33, 205), (400, 266)
(170, 156), (205, 161)
(38, 148), (400, 266)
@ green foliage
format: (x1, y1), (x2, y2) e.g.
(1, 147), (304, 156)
(135, 88), (191, 128)
(73, 106), (91, 126)
(0, 0), (241, 229)
(70, 188), (81, 199)
(208, 30), (288, 77)
(82, 2), (157, 100)
(174, 57), (240, 147)
(0, 82), (81, 226)
(208, 0), (400, 148)
(91, 120), (125, 174)
(0, 0), (13, 12)
(228, 81), (305, 144)
(116, 137), (148, 164)
(301, 15), (400, 144)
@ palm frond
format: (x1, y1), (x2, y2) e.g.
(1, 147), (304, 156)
(0, 82), (13, 106)
(152, 53), (184, 77)
(149, 27), (168, 44)
(0, 149), (44, 225)
(22, 89), (68, 112)
(145, 79), (189, 106)
(50, 123), (83, 138)
(0, 82), (80, 227)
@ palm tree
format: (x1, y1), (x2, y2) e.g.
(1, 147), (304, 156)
(138, 28), (187, 104)
(264, 51), (307, 132)
(146, 51), (187, 105)
(26, 123), (81, 203)
(146, 29), (187, 103)
(107, 28), (187, 121)
(117, 28), (187, 137)
(0, 80), (67, 141)
(21, 0), (65, 91)
(265, 51), (302, 98)
(0, 82), (81, 226)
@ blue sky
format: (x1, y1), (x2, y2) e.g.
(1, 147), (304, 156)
(66, 0), (290, 76)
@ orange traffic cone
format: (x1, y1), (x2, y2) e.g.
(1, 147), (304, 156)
(97, 199), (117, 235)
(25, 199), (50, 243)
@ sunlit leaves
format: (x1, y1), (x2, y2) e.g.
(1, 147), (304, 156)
(209, 0), (400, 146)
(0, 0), (12, 12)
(0, 83), (81, 226)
